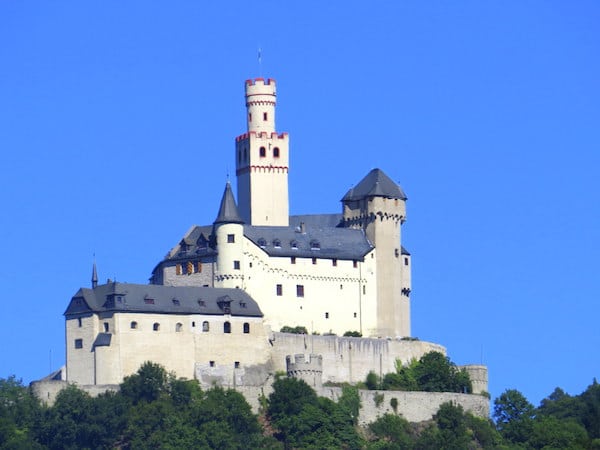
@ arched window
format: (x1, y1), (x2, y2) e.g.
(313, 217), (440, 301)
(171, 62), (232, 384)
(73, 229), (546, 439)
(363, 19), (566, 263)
(153, 323), (160, 331)
(290, 240), (298, 250)
(202, 321), (209, 332)
(258, 238), (267, 248)
(176, 323), (183, 332)
(224, 321), (231, 334)
(273, 239), (281, 248)
(273, 147), (280, 158)
(243, 323), (250, 334)
(259, 146), (266, 157)
(130, 321), (138, 329)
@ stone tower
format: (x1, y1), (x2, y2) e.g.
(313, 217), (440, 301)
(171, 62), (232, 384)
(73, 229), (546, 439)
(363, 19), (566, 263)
(342, 169), (411, 337)
(214, 181), (245, 289)
(235, 78), (290, 226)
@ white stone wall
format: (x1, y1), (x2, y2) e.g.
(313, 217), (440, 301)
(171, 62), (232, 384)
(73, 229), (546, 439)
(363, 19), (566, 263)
(270, 333), (447, 385)
(162, 262), (214, 287)
(66, 315), (97, 384)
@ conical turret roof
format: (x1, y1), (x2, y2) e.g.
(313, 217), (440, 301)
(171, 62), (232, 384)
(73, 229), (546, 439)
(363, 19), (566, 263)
(342, 168), (407, 202)
(214, 181), (244, 224)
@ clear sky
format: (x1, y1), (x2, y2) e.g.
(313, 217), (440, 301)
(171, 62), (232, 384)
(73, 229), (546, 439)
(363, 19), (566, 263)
(1, 1), (598, 408)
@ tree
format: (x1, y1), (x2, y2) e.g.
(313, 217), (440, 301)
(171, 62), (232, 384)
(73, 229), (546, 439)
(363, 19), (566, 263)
(120, 361), (169, 404)
(528, 415), (588, 450)
(413, 352), (472, 393)
(493, 389), (535, 444)
(368, 414), (413, 449)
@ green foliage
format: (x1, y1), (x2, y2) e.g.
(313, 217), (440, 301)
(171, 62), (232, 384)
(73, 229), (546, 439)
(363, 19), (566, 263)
(267, 377), (363, 449)
(373, 392), (384, 407)
(343, 330), (363, 337)
(0, 376), (43, 449)
(493, 389), (535, 444)
(364, 352), (472, 393)
(120, 361), (169, 404)
(390, 397), (398, 413)
(279, 325), (308, 334)
(367, 413), (413, 449)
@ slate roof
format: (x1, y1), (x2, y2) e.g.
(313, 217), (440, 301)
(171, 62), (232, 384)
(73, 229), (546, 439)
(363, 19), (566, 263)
(214, 182), (244, 224)
(244, 223), (373, 260)
(65, 283), (262, 318)
(342, 168), (407, 202)
(289, 214), (343, 229)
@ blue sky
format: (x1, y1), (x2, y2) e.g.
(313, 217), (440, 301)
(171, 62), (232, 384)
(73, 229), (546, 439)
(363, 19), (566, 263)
(1, 1), (598, 407)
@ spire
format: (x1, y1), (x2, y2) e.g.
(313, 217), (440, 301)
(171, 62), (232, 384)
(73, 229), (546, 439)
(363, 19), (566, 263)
(214, 181), (244, 225)
(91, 258), (98, 288)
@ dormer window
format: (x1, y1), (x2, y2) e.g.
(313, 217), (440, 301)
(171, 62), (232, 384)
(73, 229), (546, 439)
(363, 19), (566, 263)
(258, 238), (267, 248)
(273, 239), (281, 248)
(172, 299), (180, 306)
(198, 299), (205, 307)
(144, 297), (155, 305)
(310, 240), (320, 250)
(290, 240), (298, 250)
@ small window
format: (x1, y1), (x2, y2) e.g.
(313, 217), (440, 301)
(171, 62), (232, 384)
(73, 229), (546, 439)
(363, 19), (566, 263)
(291, 256), (296, 264)
(235, 361), (240, 368)
(325, 312), (329, 319)
(198, 299), (205, 307)
(233, 260), (240, 270)
(209, 360), (215, 367)
(259, 146), (266, 157)
(310, 240), (320, 250)
(363, 285), (366, 295)
(340, 284), (343, 290)
(290, 240), (298, 250)
(187, 261), (194, 274)
(243, 322), (250, 334)
(353, 260), (358, 268)
(74, 339), (83, 349)
(332, 259), (337, 267)
(227, 234), (235, 243)
(131, 321), (138, 329)
(353, 312), (357, 318)
(273, 239), (281, 248)
(276, 284), (283, 296)
(224, 321), (231, 333)
(172, 298), (180, 306)
(248, 113), (252, 122)
(145, 297), (155, 305)
(240, 301), (247, 308)
(176, 264), (182, 275)
(273, 147), (280, 158)
(77, 317), (82, 327)
(296, 285), (304, 297)
(404, 257), (409, 266)
(192, 321), (196, 327)
(202, 321), (209, 332)
(153, 323), (160, 331)
(263, 112), (268, 121)
(312, 258), (317, 265)
(197, 262), (203, 273)
(258, 238), (267, 248)
(103, 322), (109, 332)
(176, 323), (183, 332)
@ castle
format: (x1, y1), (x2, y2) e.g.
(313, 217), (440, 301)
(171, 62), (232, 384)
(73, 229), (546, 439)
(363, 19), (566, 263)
(34, 79), (489, 422)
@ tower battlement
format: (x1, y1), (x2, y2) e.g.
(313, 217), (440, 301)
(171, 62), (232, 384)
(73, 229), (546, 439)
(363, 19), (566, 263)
(235, 131), (288, 142)
(286, 354), (323, 389)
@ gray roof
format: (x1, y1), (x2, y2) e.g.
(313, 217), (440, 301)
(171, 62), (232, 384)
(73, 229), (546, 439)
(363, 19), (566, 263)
(93, 333), (112, 347)
(342, 168), (407, 202)
(214, 182), (244, 224)
(289, 214), (343, 228)
(244, 223), (373, 260)
(65, 282), (262, 318)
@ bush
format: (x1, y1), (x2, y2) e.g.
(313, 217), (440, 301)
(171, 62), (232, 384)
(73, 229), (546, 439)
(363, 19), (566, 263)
(343, 330), (362, 337)
(280, 325), (308, 334)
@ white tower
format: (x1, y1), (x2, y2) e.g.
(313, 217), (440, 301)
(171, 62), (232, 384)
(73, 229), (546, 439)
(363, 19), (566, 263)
(235, 78), (290, 226)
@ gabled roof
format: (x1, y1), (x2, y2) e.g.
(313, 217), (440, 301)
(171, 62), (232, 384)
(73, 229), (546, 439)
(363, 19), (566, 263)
(244, 224), (373, 260)
(342, 168), (407, 202)
(65, 283), (262, 318)
(214, 181), (244, 225)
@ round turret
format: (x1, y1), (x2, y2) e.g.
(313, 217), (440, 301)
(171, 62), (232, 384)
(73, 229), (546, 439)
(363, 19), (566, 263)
(245, 78), (276, 133)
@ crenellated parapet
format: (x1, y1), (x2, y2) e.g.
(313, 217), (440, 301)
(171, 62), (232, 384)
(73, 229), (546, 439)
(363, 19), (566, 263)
(286, 353), (323, 389)
(235, 131), (288, 142)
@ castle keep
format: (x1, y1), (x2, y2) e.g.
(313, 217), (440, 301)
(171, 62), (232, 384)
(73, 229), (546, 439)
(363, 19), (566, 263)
(35, 78), (488, 422)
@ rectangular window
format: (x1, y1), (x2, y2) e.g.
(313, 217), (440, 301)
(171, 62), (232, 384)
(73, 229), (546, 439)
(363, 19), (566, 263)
(363, 285), (366, 295)
(77, 317), (82, 327)
(276, 284), (283, 296)
(233, 260), (240, 270)
(291, 256), (296, 264)
(263, 112), (268, 121)
(103, 322), (109, 332)
(144, 298), (155, 305)
(74, 339), (83, 349)
(296, 285), (304, 297)
(227, 234), (235, 243)
(197, 262), (203, 273)
(235, 361), (240, 368)
(176, 264), (182, 275)
(312, 258), (317, 265)
(332, 259), (337, 266)
(353, 312), (357, 318)
(209, 360), (215, 367)
(353, 260), (358, 268)
(404, 257), (409, 266)
(325, 312), (329, 319)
